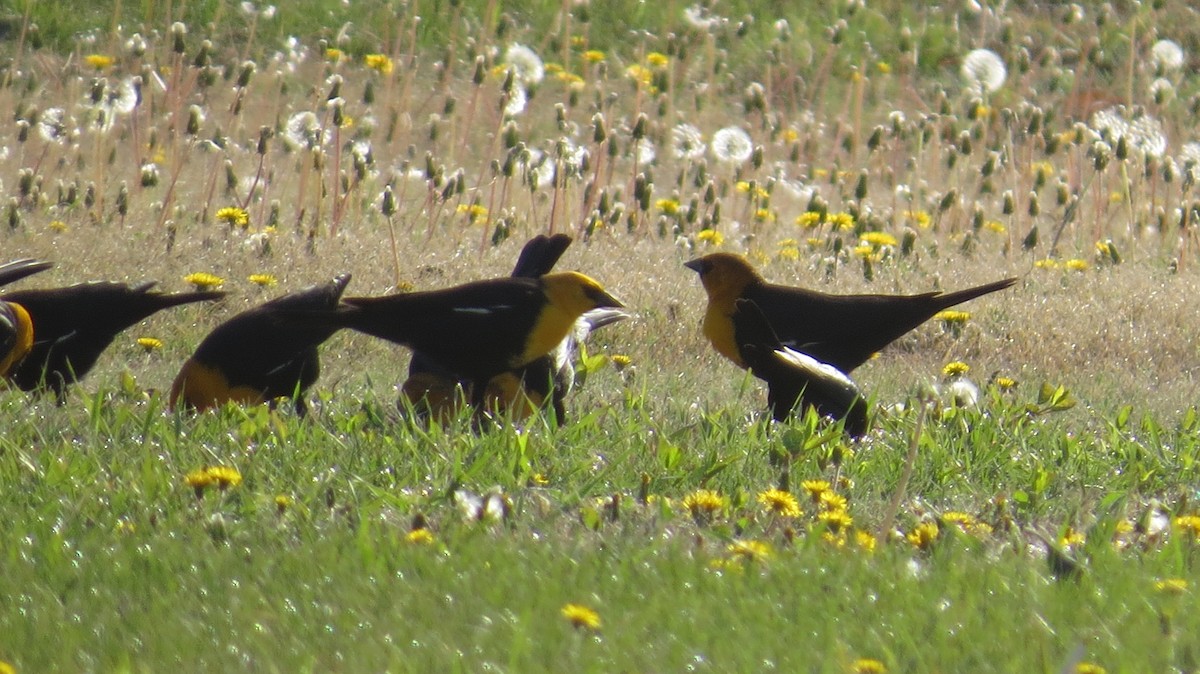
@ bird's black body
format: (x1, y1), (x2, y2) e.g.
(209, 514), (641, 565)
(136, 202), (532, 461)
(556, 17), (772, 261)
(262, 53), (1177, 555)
(171, 274), (351, 415)
(732, 298), (869, 437)
(2, 281), (225, 398)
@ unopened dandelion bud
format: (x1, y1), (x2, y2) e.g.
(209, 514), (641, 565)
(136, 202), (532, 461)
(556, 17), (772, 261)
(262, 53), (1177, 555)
(737, 15), (753, 37)
(972, 204), (985, 230)
(171, 22), (187, 54)
(634, 174), (650, 211)
(1027, 192), (1040, 217)
(828, 19), (847, 45)
(1115, 135), (1128, 161)
(632, 113), (647, 141)
(428, 114), (440, 142)
(224, 161), (238, 195)
(502, 151), (517, 178)
(1001, 190), (1015, 215)
(608, 137), (620, 158)
(591, 113), (607, 143)
(326, 74), (343, 101)
(982, 153), (996, 178)
(440, 179), (455, 201)
(901, 228), (917, 256)
(116, 182), (128, 215)
(193, 40), (212, 68)
(65, 181), (78, 205)
(555, 103), (567, 130)
(7, 199), (21, 229)
(472, 56), (486, 86)
(867, 126), (883, 152)
(1056, 181), (1070, 206)
(503, 121), (520, 149)
(90, 78), (107, 104)
(711, 200), (721, 226)
(1163, 158), (1177, 184)
(853, 170), (868, 201)
(84, 183), (96, 209)
(502, 68), (516, 95)
(140, 163), (159, 187)
(958, 131), (972, 155)
(790, 141), (801, 163)
(938, 190), (957, 213)
(16, 119), (29, 143)
(267, 200), (280, 226)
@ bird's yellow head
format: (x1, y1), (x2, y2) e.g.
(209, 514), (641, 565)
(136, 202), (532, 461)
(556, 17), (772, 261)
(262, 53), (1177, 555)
(540, 271), (625, 316)
(683, 253), (763, 302)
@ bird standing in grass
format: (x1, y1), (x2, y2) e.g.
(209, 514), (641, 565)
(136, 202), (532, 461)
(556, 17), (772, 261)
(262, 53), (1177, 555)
(2, 280), (225, 400)
(0, 259), (54, 377)
(170, 273), (351, 415)
(684, 252), (1017, 372)
(732, 298), (869, 437)
(402, 234), (629, 422)
(319, 270), (625, 410)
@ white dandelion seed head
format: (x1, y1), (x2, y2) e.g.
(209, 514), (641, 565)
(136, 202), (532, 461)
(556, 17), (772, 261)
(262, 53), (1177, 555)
(504, 43), (545, 85)
(284, 111), (325, 149)
(711, 126), (753, 164)
(1150, 77), (1175, 103)
(944, 378), (980, 408)
(36, 107), (68, 143)
(1152, 39), (1185, 71)
(108, 77), (139, 115)
(633, 139), (657, 165)
(125, 33), (147, 57)
(1090, 106), (1129, 142)
(671, 123), (706, 160)
(503, 86), (528, 117)
(960, 48), (1007, 94)
(1091, 107), (1167, 159)
(1179, 142), (1200, 181)
(351, 139), (373, 163)
(683, 4), (725, 31)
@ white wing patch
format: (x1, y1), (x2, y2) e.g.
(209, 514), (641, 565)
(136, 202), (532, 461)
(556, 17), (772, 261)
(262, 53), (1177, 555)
(775, 347), (859, 392)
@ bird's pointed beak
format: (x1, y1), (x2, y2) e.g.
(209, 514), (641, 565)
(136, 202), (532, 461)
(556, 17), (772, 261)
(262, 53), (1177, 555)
(585, 285), (625, 310)
(683, 258), (706, 274)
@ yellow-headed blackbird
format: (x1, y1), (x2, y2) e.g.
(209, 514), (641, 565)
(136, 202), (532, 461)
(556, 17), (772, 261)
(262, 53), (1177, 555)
(2, 281), (225, 399)
(732, 298), (868, 437)
(170, 274), (351, 415)
(402, 234), (629, 421)
(684, 252), (1016, 372)
(0, 259), (54, 376)
(320, 271), (624, 407)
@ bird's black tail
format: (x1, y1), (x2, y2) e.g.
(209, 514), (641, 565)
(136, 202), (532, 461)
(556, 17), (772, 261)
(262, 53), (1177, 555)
(510, 234), (573, 279)
(0, 259), (53, 288)
(934, 277), (1018, 310)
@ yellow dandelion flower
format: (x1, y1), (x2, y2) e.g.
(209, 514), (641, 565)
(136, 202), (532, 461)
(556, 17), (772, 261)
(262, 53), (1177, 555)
(610, 354), (632, 370)
(656, 198), (681, 215)
(646, 52), (669, 68)
(754, 208), (775, 223)
(782, 129), (799, 143)
(854, 529), (877, 552)
(778, 246), (800, 261)
(1095, 240), (1113, 256)
(624, 64), (653, 86)
(852, 245), (877, 260)
(796, 212), (823, 228)
(561, 603), (601, 630)
(1108, 190), (1124, 203)
(364, 53), (394, 74)
(682, 489), (727, 516)
(275, 495), (292, 512)
(822, 530), (848, 548)
(248, 273), (278, 287)
(875, 61), (892, 75)
(942, 361), (970, 377)
(136, 337), (163, 352)
(830, 212), (855, 230)
(115, 519), (136, 535)
(777, 238), (798, 247)
(994, 376), (1017, 390)
(1173, 514), (1200, 537)
(819, 491), (848, 513)
(818, 509), (853, 533)
(583, 49), (606, 63)
(325, 48), (344, 62)
(206, 466), (242, 489)
(185, 468), (214, 491)
(852, 658), (888, 674)
(940, 511), (977, 532)
(860, 231), (897, 247)
(696, 229), (724, 246)
(813, 168), (830, 179)
(1065, 258), (1089, 271)
(529, 472), (550, 486)
(407, 528), (436, 545)
(735, 181), (752, 193)
(800, 479), (831, 502)
(1059, 526), (1086, 548)
(49, 220), (68, 233)
(456, 203), (488, 224)
(728, 539), (772, 562)
(184, 272), (224, 291)
(904, 210), (932, 228)
(1, 662), (15, 674)
(1155, 578), (1188, 595)
(1075, 664), (1106, 674)
(757, 489), (801, 518)
(85, 54), (115, 70)
(216, 206), (250, 228)
(936, 310), (971, 324)
(983, 220), (1006, 234)
(907, 521), (940, 550)
(1033, 258), (1059, 269)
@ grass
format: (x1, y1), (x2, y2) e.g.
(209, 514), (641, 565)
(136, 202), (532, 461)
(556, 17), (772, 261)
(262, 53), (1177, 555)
(3, 0), (1200, 671)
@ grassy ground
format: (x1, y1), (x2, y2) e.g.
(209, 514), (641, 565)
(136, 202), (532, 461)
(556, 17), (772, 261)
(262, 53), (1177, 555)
(3, 1), (1200, 672)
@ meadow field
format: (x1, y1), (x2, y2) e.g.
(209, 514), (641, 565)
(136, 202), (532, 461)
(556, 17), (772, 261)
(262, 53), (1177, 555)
(2, 0), (1200, 671)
